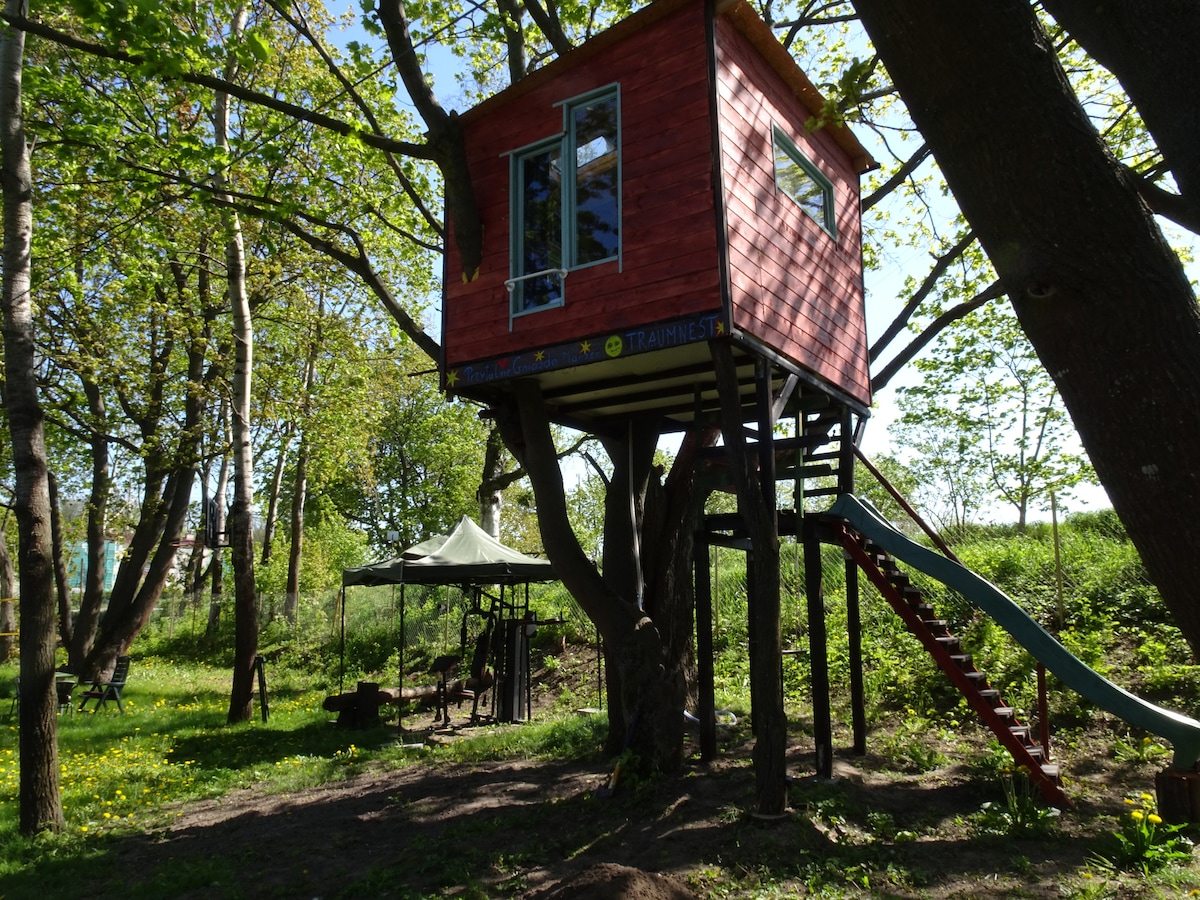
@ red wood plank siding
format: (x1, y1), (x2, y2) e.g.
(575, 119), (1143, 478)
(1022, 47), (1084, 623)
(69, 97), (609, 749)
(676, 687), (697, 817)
(444, 1), (722, 368)
(714, 14), (872, 406)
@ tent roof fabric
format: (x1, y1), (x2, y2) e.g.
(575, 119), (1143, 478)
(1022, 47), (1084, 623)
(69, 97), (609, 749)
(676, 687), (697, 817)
(342, 516), (555, 587)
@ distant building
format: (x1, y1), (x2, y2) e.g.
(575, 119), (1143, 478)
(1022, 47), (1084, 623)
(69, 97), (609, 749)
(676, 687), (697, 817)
(66, 540), (120, 595)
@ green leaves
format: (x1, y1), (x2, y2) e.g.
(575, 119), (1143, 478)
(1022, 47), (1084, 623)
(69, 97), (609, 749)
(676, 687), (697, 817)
(890, 302), (1097, 529)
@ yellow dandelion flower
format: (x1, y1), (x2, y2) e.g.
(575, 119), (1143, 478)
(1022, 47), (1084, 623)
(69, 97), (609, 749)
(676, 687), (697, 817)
(1148, 813), (1163, 825)
(1124, 797), (1136, 805)
(1140, 792), (1154, 803)
(1131, 810), (1145, 821)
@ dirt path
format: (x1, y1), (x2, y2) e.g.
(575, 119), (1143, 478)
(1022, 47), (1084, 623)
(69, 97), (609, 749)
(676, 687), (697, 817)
(78, 719), (1169, 900)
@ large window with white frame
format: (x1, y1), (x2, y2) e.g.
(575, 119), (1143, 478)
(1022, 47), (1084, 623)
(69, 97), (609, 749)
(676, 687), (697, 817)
(772, 124), (836, 238)
(510, 86), (620, 316)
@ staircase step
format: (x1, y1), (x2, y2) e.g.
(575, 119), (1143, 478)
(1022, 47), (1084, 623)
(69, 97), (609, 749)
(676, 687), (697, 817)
(842, 527), (1069, 808)
(805, 486), (841, 498)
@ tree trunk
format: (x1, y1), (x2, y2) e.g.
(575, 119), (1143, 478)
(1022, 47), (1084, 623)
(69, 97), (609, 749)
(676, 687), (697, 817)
(284, 436), (308, 624)
(0, 530), (14, 663)
(67, 380), (110, 670)
(853, 0), (1200, 658)
(598, 420), (658, 754)
(478, 428), (507, 539)
(2, 0), (63, 832)
(82, 328), (207, 682)
(642, 427), (717, 714)
(259, 424), (293, 567)
(284, 312), (321, 624)
(495, 382), (684, 772)
(216, 5), (258, 723)
(48, 471), (71, 654)
(207, 408), (231, 638)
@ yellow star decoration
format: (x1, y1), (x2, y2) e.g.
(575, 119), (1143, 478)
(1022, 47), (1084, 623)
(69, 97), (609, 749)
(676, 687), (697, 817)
(446, 370), (460, 387)
(715, 320), (725, 335)
(534, 350), (545, 361)
(580, 340), (592, 353)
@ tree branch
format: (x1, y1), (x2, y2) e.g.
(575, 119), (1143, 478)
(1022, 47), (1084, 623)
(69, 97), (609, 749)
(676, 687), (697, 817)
(2, 12), (438, 160)
(1130, 168), (1200, 236)
(871, 283), (1004, 392)
(375, 0), (483, 279)
(522, 0), (573, 57)
(862, 142), (931, 212)
(869, 229), (978, 363)
(263, 0), (444, 237)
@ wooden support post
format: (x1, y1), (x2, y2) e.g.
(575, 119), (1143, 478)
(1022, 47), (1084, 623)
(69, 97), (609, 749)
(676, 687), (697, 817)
(711, 342), (786, 816)
(805, 517), (833, 779)
(839, 407), (865, 753)
(755, 359), (777, 518)
(695, 532), (717, 762)
(354, 681), (381, 729)
(1156, 768), (1200, 824)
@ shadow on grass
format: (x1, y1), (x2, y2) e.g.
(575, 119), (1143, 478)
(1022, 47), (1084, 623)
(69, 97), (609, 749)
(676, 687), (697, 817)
(0, 744), (1137, 900)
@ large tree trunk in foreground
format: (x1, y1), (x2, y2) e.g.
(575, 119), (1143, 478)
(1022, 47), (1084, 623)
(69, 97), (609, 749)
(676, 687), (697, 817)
(2, 0), (63, 832)
(496, 381), (684, 771)
(854, 0), (1200, 658)
(598, 421), (658, 755)
(1040, 0), (1200, 223)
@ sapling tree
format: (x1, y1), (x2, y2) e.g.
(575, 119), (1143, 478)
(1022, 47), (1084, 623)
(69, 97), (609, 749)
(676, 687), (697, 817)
(891, 302), (1096, 531)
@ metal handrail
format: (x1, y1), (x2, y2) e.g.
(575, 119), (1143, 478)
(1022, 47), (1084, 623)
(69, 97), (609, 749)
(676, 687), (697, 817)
(852, 445), (959, 563)
(850, 447), (1056, 761)
(506, 268), (568, 332)
(504, 268), (568, 292)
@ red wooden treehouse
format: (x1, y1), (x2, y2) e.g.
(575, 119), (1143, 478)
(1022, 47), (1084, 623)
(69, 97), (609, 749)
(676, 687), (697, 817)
(441, 0), (874, 430)
(441, 0), (878, 814)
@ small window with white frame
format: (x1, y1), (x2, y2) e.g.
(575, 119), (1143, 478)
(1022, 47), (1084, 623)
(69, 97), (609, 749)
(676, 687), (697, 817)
(772, 125), (836, 238)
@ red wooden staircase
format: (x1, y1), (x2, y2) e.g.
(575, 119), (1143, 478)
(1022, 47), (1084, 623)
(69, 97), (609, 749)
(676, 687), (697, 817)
(838, 523), (1072, 809)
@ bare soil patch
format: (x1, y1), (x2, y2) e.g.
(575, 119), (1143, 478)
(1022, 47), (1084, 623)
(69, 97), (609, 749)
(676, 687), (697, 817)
(78, 703), (1185, 900)
(56, 648), (1196, 898)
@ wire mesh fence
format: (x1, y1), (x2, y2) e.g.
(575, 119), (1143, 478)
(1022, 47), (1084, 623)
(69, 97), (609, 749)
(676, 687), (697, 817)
(144, 507), (1178, 730)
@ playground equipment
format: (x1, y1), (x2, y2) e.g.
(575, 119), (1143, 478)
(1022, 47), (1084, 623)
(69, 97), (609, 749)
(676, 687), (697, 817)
(430, 0), (1200, 817)
(339, 516), (555, 727)
(833, 493), (1200, 808)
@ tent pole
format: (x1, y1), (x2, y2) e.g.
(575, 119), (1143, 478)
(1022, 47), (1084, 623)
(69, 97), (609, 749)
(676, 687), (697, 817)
(399, 582), (406, 733)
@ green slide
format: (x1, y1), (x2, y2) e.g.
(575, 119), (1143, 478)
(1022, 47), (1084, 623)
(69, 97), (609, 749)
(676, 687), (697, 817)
(830, 493), (1200, 770)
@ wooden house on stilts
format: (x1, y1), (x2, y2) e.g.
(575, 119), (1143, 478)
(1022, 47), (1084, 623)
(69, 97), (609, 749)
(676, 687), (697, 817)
(440, 0), (877, 814)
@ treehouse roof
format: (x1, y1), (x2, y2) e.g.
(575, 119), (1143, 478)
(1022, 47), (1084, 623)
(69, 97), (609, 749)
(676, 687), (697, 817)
(458, 0), (875, 173)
